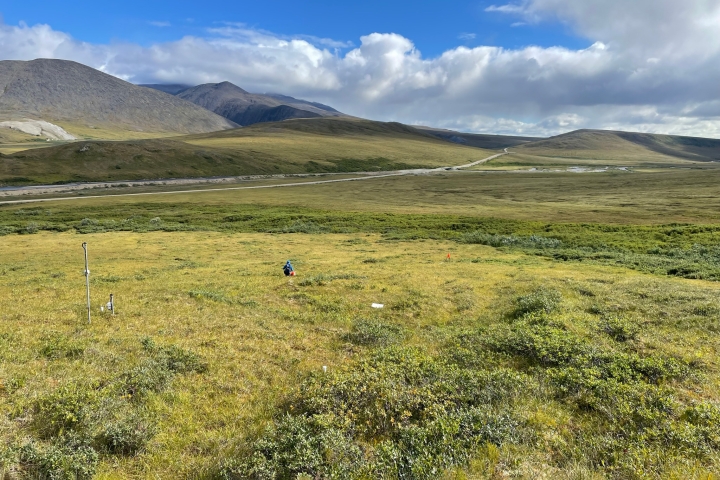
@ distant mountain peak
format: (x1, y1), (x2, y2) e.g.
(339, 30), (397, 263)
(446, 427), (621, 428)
(214, 81), (248, 93)
(0, 59), (237, 134)
(166, 81), (346, 127)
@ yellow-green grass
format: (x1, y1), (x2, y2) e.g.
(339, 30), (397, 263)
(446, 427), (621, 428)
(0, 129), (52, 155)
(53, 122), (188, 143)
(14, 165), (720, 225)
(1, 119), (494, 185)
(487, 151), (699, 169)
(182, 120), (495, 169)
(0, 123), (183, 156)
(0, 143), (56, 155)
(508, 129), (720, 166)
(0, 129), (35, 144)
(1, 230), (718, 478)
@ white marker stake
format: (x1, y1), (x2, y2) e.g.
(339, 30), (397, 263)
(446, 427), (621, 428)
(82, 242), (91, 324)
(371, 303), (384, 309)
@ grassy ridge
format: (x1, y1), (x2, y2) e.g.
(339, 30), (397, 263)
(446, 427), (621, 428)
(0, 119), (493, 185)
(513, 129), (720, 164)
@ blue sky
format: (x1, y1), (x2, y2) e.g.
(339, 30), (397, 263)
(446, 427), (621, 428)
(1, 0), (720, 137)
(1, 0), (588, 56)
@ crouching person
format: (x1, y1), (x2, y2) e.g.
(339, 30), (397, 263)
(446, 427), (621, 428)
(283, 260), (295, 276)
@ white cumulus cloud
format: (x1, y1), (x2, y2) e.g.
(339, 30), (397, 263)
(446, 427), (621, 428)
(1, 0), (720, 138)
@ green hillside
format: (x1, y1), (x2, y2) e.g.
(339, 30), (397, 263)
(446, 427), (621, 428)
(490, 129), (720, 168)
(0, 118), (495, 185)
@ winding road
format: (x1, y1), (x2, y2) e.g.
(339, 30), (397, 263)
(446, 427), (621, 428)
(0, 151), (509, 206)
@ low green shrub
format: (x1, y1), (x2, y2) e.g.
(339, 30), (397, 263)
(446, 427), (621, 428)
(22, 222), (39, 234)
(189, 289), (233, 303)
(460, 232), (562, 249)
(222, 347), (531, 479)
(273, 220), (330, 234)
(142, 337), (208, 374)
(13, 338), (208, 475)
(600, 315), (640, 342)
(39, 333), (85, 360)
(120, 340), (207, 400)
(691, 304), (720, 317)
(239, 414), (364, 479)
(298, 273), (359, 287)
(96, 412), (157, 455)
(159, 345), (208, 374)
(18, 441), (98, 480)
(513, 288), (562, 318)
(480, 319), (706, 475)
(31, 384), (101, 439)
(342, 319), (405, 347)
(120, 359), (173, 399)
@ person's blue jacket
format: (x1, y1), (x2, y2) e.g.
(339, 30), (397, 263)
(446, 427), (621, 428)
(283, 260), (294, 276)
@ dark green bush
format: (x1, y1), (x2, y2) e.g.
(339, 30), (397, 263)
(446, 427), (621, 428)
(19, 441), (98, 480)
(481, 319), (704, 475)
(189, 289), (233, 303)
(120, 339), (207, 399)
(342, 319), (405, 347)
(600, 315), (640, 342)
(273, 220), (330, 234)
(460, 232), (562, 249)
(513, 288), (562, 318)
(23, 222), (40, 234)
(485, 322), (689, 384)
(243, 414), (364, 479)
(96, 413), (157, 455)
(298, 273), (359, 287)
(691, 304), (720, 317)
(14, 338), (209, 475)
(159, 345), (208, 374)
(39, 333), (85, 360)
(223, 347), (530, 479)
(120, 359), (173, 399)
(31, 384), (101, 439)
(142, 337), (208, 374)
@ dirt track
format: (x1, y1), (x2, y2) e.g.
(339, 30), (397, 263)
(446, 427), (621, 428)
(0, 152), (508, 205)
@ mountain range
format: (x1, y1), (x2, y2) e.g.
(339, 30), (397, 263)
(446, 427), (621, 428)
(0, 59), (236, 136)
(1, 58), (719, 188)
(142, 81), (345, 126)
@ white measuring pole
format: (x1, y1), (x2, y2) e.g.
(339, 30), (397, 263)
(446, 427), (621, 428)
(82, 242), (91, 324)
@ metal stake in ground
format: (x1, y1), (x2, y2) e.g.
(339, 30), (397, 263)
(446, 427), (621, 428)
(82, 242), (91, 324)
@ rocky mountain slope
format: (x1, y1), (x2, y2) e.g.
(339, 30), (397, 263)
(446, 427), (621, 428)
(138, 84), (192, 95)
(0, 59), (237, 135)
(145, 81), (345, 126)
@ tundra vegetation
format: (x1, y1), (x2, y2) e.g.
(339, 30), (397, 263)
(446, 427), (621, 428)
(1, 170), (719, 479)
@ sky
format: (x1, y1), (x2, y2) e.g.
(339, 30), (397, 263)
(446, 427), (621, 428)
(1, 0), (720, 137)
